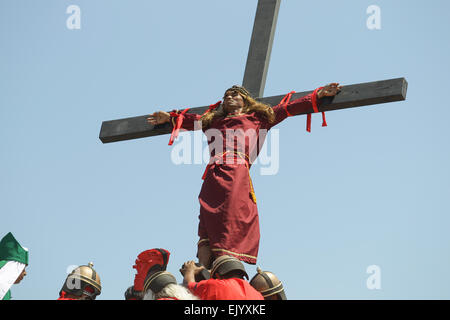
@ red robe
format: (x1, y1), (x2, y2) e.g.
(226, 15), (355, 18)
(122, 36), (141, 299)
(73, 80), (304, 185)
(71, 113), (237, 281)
(177, 94), (316, 264)
(188, 278), (264, 300)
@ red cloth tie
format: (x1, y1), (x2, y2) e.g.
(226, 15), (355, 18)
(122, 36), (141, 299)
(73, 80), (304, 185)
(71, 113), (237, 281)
(280, 91), (296, 117)
(168, 101), (221, 146)
(307, 87), (327, 132)
(168, 108), (190, 145)
(202, 101), (222, 117)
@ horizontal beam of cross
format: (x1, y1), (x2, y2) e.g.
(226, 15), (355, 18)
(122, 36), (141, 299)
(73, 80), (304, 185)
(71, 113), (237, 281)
(99, 77), (408, 144)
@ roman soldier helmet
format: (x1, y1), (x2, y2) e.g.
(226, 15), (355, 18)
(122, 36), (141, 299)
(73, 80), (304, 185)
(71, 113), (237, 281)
(143, 271), (177, 294)
(133, 248), (170, 292)
(210, 255), (249, 280)
(249, 267), (286, 300)
(60, 262), (102, 300)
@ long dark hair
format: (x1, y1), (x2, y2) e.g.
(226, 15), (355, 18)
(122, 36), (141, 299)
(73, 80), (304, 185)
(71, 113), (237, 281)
(200, 93), (275, 130)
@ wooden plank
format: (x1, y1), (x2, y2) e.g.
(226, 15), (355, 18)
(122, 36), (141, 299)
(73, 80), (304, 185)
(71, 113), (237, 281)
(242, 0), (281, 98)
(99, 77), (408, 143)
(261, 77), (408, 112)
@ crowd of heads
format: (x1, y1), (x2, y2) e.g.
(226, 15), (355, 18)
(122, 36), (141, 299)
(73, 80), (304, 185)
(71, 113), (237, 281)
(57, 248), (286, 300)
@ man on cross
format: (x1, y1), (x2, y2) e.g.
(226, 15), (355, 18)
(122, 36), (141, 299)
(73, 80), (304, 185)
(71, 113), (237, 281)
(147, 83), (341, 268)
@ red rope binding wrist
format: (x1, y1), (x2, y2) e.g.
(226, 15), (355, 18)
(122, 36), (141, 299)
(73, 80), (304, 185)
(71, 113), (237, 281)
(168, 108), (190, 145)
(307, 87), (327, 132)
(168, 101), (220, 146)
(280, 91), (296, 117)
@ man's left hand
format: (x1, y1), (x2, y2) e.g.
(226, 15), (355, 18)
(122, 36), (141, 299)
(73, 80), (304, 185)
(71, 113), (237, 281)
(318, 83), (342, 99)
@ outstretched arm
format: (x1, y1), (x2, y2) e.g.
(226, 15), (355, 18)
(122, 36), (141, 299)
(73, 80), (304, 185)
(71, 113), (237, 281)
(147, 110), (202, 131)
(147, 110), (202, 145)
(270, 83), (342, 128)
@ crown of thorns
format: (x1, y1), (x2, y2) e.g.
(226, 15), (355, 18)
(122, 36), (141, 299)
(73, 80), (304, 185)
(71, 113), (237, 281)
(224, 85), (251, 98)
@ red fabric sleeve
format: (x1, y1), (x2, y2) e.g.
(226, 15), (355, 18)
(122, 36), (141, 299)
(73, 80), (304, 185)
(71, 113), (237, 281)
(188, 279), (264, 300)
(168, 111), (203, 145)
(175, 112), (202, 131)
(188, 281), (205, 299)
(269, 93), (314, 128)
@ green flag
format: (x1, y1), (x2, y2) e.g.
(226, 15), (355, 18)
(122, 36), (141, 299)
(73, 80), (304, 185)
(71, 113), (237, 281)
(0, 233), (29, 300)
(0, 232), (28, 265)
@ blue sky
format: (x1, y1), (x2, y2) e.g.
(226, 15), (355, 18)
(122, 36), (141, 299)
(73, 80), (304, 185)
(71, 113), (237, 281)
(1, 0), (450, 300)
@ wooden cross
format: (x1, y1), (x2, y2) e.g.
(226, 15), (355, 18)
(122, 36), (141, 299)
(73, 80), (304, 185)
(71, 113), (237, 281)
(99, 0), (407, 144)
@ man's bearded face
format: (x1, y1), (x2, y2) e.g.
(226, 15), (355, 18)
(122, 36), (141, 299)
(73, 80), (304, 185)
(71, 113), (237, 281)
(223, 90), (245, 112)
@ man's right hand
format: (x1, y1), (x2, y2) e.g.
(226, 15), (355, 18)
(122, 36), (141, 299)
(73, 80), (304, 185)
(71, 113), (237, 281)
(181, 260), (206, 284)
(147, 111), (171, 125)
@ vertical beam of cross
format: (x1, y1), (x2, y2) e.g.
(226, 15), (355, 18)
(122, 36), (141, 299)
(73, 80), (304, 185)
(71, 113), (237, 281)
(242, 0), (281, 98)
